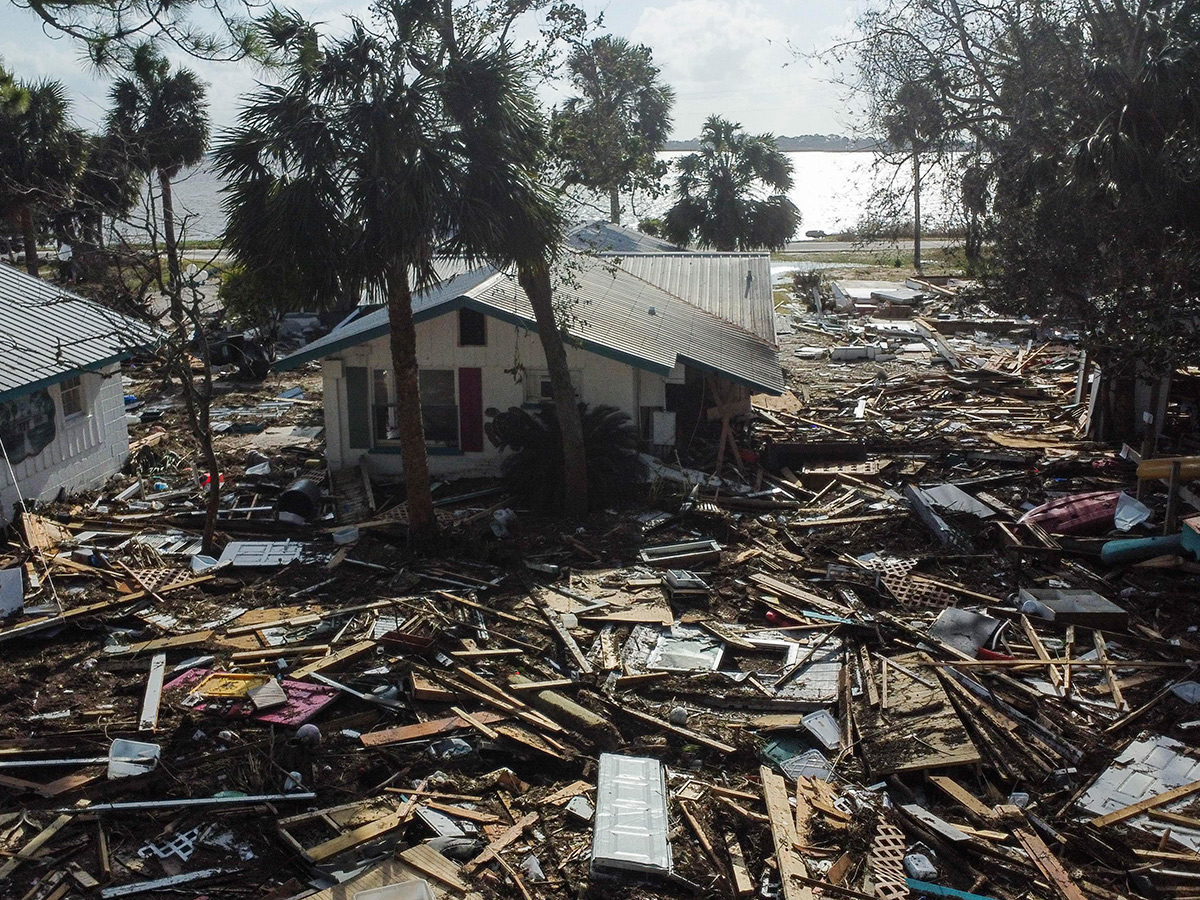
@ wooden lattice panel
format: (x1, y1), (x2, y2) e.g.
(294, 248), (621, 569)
(881, 574), (957, 610)
(128, 567), (198, 593)
(870, 821), (910, 899)
(859, 556), (918, 578)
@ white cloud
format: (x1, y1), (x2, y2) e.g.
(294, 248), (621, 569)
(630, 0), (849, 138)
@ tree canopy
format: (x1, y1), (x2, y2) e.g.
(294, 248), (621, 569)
(551, 35), (674, 224)
(843, 0), (1200, 382)
(662, 115), (800, 251)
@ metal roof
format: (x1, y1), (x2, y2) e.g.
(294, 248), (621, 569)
(277, 254), (785, 395)
(603, 252), (776, 344)
(0, 264), (158, 401)
(567, 221), (684, 254)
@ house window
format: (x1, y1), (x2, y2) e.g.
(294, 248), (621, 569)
(419, 369), (459, 448)
(524, 371), (581, 406)
(371, 368), (460, 450)
(458, 308), (487, 346)
(525, 371), (555, 405)
(59, 376), (85, 418)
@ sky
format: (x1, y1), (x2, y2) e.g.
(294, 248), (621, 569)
(0, 0), (864, 139)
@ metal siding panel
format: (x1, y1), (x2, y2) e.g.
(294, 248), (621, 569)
(592, 754), (672, 875)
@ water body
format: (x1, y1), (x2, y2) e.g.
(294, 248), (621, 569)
(150, 150), (952, 243)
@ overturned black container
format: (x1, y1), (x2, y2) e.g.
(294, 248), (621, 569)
(276, 478), (322, 523)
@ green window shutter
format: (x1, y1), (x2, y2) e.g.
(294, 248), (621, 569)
(345, 367), (371, 449)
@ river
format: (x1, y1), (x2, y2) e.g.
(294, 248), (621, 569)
(147, 150), (953, 244)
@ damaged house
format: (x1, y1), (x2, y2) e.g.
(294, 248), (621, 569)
(275, 250), (783, 476)
(0, 264), (156, 523)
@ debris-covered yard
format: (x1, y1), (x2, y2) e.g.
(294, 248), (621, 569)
(3, 283), (1200, 900)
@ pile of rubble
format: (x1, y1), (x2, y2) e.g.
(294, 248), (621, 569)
(2, 288), (1200, 900)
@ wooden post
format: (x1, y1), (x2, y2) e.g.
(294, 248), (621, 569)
(1166, 459), (1182, 534)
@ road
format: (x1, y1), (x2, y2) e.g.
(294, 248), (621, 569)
(781, 238), (955, 253)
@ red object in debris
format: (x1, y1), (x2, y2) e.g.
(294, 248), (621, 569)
(1017, 490), (1122, 536)
(739, 449), (759, 464)
(202, 472), (225, 487)
(766, 610), (798, 627)
(976, 647), (1015, 661)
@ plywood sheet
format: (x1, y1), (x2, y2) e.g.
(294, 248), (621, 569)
(853, 653), (980, 775)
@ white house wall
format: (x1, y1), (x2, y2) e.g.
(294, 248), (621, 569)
(0, 365), (130, 523)
(323, 312), (664, 475)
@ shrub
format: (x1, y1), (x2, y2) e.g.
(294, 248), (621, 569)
(488, 404), (647, 511)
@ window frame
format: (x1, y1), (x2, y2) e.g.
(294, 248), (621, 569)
(457, 308), (487, 347)
(370, 367), (461, 451)
(59, 375), (85, 420)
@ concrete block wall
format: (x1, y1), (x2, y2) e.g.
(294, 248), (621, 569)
(0, 365), (130, 523)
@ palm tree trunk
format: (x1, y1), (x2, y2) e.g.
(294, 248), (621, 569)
(912, 153), (922, 273)
(160, 171), (182, 295)
(20, 205), (38, 277)
(517, 263), (588, 516)
(161, 169), (221, 554)
(386, 263), (438, 540)
(609, 186), (621, 225)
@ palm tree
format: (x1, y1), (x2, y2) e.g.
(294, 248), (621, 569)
(218, 17), (450, 539)
(552, 36), (675, 224)
(219, 10), (593, 530)
(663, 116), (800, 251)
(106, 44), (217, 550)
(882, 80), (945, 271)
(439, 37), (590, 516)
(106, 42), (209, 295)
(0, 79), (83, 275)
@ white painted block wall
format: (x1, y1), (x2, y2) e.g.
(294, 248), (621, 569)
(322, 313), (668, 475)
(0, 365), (130, 523)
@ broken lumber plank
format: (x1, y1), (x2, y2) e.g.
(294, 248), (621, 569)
(928, 775), (999, 824)
(1092, 631), (1127, 712)
(108, 630), (214, 656)
(289, 640), (376, 680)
(421, 801), (500, 824)
(760, 766), (815, 900)
(725, 830), (754, 896)
(0, 596), (135, 645)
(1020, 615), (1063, 694)
(229, 643), (331, 663)
(0, 800), (88, 880)
(462, 811), (537, 876)
(1089, 778), (1200, 827)
(1014, 827), (1087, 900)
(749, 573), (850, 616)
(679, 800), (726, 886)
(304, 804), (414, 863)
(535, 596), (593, 674)
(600, 699), (735, 754)
(360, 711), (507, 748)
(137, 653), (167, 733)
(450, 706), (500, 740)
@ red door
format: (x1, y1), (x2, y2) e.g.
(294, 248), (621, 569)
(458, 367), (483, 452)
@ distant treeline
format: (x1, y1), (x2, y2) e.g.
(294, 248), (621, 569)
(664, 134), (880, 152)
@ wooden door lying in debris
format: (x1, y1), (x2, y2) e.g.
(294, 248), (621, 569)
(852, 651), (981, 775)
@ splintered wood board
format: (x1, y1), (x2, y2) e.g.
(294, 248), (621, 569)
(853, 652), (981, 775)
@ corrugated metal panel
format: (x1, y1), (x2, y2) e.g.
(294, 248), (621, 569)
(607, 252), (776, 345)
(469, 256), (785, 394)
(591, 753), (672, 876)
(277, 254), (785, 394)
(0, 263), (157, 399)
(567, 222), (684, 254)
